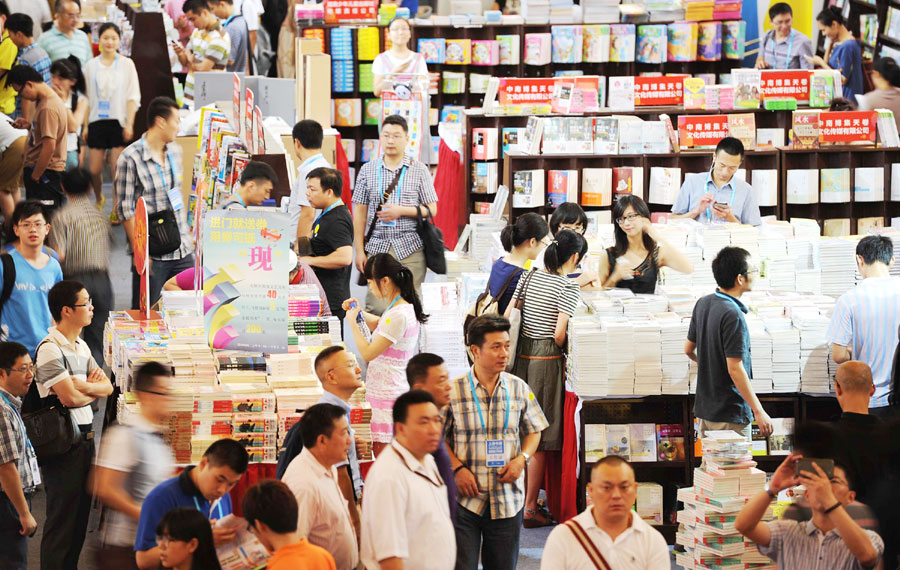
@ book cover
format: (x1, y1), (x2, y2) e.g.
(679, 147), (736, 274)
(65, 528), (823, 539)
(524, 33), (552, 66)
(733, 69), (761, 109)
(541, 117), (566, 154)
(683, 77), (707, 110)
(362, 98), (380, 126)
(550, 78), (576, 114)
(512, 169), (545, 208)
(501, 127), (525, 156)
(582, 168), (613, 206)
(605, 424), (631, 460)
(722, 20), (746, 59)
(648, 167), (681, 205)
(585, 424), (606, 462)
(548, 170), (578, 207)
(643, 120), (670, 154)
(630, 424), (657, 462)
(636, 24), (667, 64)
(609, 24), (636, 63)
(569, 76), (603, 113)
(854, 167), (885, 202)
(524, 116), (544, 155)
(727, 113), (756, 151)
(472, 128), (499, 160)
(657, 423), (685, 461)
(697, 21), (722, 62)
(751, 169), (779, 207)
(824, 218), (851, 237)
(551, 25), (583, 63)
(360, 139), (379, 162)
(357, 27), (380, 60)
(566, 117), (594, 154)
(440, 105), (465, 124)
(858, 216), (884, 233)
(667, 22), (698, 62)
(791, 111), (820, 148)
(809, 70), (837, 108)
(497, 35), (521, 65)
(332, 98), (361, 126)
(768, 418), (794, 455)
(786, 169), (819, 204)
(608, 76), (635, 111)
(750, 423), (768, 456)
(617, 117), (643, 154)
(593, 117), (619, 155)
(583, 24), (611, 63)
(417, 38), (446, 64)
(820, 168), (851, 203)
(445, 39), (472, 64)
(471, 162), (498, 194)
(612, 166), (639, 199)
(472, 40), (500, 65)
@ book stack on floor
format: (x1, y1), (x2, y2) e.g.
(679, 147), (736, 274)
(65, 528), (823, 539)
(675, 430), (774, 570)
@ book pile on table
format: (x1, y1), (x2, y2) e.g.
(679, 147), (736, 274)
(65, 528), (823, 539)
(421, 282), (469, 378)
(229, 384), (277, 463)
(288, 284), (326, 317)
(567, 317), (608, 396)
(606, 318), (636, 395)
(659, 314), (691, 394)
(350, 404), (374, 461)
(792, 308), (832, 393)
(289, 317), (342, 349)
(189, 386), (234, 463)
(633, 320), (663, 395)
(747, 320), (773, 393)
(765, 319), (800, 393)
(217, 354), (268, 384)
(168, 342), (217, 387)
(818, 238), (857, 297)
(675, 430), (774, 570)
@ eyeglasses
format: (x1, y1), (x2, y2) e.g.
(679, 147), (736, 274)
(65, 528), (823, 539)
(17, 222), (46, 230)
(73, 299), (93, 308)
(328, 360), (359, 373)
(155, 535), (185, 547)
(6, 365), (35, 374)
(558, 223), (585, 234)
(540, 236), (552, 246)
(615, 214), (642, 225)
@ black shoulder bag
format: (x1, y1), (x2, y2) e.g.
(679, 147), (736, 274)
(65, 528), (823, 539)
(416, 205), (446, 274)
(21, 340), (79, 462)
(357, 166), (406, 286)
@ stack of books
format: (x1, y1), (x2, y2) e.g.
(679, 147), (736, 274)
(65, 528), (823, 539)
(567, 317), (609, 396)
(766, 320), (801, 392)
(792, 308), (832, 393)
(659, 314), (691, 394)
(633, 320), (663, 395)
(288, 284), (326, 318)
(350, 405), (374, 461)
(747, 320), (773, 394)
(289, 317), (342, 349)
(421, 282), (469, 378)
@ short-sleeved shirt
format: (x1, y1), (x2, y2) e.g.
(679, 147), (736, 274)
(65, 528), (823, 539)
(14, 43), (52, 119)
(688, 292), (753, 425)
(829, 40), (864, 103)
(488, 258), (524, 316)
(134, 466), (234, 552)
(757, 519), (883, 570)
(316, 391), (362, 497)
(223, 13), (249, 73)
(353, 156), (438, 260)
(826, 277), (900, 408)
(37, 26), (93, 67)
(443, 369), (549, 519)
(267, 540), (336, 570)
(309, 203), (353, 318)
(34, 327), (99, 426)
(0, 387), (36, 493)
(24, 92), (68, 172)
(0, 249), (63, 354)
(49, 195), (111, 274)
(95, 417), (175, 547)
(672, 172), (762, 226)
(184, 24), (231, 99)
(372, 51), (429, 83)
(512, 270), (581, 339)
(7, 0), (52, 40)
(84, 55), (142, 126)
(760, 29), (814, 70)
(235, 0), (263, 32)
(288, 153), (331, 238)
(0, 32), (19, 115)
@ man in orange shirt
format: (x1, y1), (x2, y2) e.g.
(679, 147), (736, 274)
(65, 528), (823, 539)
(242, 480), (337, 570)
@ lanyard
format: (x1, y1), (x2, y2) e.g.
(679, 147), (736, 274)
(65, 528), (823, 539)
(705, 176), (737, 222)
(768, 30), (793, 69)
(467, 371), (510, 432)
(144, 140), (177, 190)
(385, 294), (402, 312)
(0, 392), (35, 455)
(312, 200), (342, 229)
(193, 496), (224, 519)
(715, 291), (745, 313)
(223, 12), (238, 27)
(377, 162), (407, 204)
(94, 54), (118, 100)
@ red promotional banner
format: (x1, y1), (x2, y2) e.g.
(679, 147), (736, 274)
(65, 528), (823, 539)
(497, 78), (556, 106)
(133, 197), (149, 317)
(678, 115), (730, 148)
(324, 0), (377, 22)
(760, 70), (811, 101)
(633, 76), (684, 106)
(819, 111), (878, 143)
(232, 73), (241, 136)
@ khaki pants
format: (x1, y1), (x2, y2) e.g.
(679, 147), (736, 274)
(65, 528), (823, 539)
(365, 246), (426, 315)
(0, 137), (25, 192)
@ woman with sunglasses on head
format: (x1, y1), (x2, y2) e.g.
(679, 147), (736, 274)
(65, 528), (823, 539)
(600, 195), (693, 294)
(342, 253), (428, 457)
(155, 508), (222, 570)
(504, 229), (586, 528)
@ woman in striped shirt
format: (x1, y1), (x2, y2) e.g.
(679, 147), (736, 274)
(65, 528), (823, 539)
(505, 230), (586, 527)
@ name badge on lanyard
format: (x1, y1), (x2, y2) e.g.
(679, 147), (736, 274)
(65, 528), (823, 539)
(97, 100), (111, 119)
(468, 371), (511, 468)
(96, 55), (118, 119)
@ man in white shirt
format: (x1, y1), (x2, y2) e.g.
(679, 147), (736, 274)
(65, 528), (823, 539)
(289, 119), (331, 242)
(541, 456), (669, 570)
(361, 390), (456, 570)
(280, 403), (358, 570)
(233, 0), (262, 58)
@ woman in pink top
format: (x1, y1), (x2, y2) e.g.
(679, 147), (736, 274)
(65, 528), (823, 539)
(343, 253), (427, 456)
(164, 0), (194, 46)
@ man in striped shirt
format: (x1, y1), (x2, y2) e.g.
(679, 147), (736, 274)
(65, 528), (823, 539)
(50, 169), (111, 367)
(735, 454), (883, 570)
(827, 235), (900, 419)
(36, 0), (92, 66)
(172, 0), (231, 103)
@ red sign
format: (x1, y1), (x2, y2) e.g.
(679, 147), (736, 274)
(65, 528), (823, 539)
(497, 78), (556, 106)
(133, 197), (149, 317)
(760, 70), (811, 101)
(678, 115), (730, 148)
(634, 76), (684, 107)
(818, 111), (878, 144)
(245, 88), (255, 153)
(232, 73), (241, 136)
(324, 0), (377, 22)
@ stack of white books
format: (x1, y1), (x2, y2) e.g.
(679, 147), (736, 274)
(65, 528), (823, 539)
(521, 0), (551, 23)
(819, 238), (858, 297)
(763, 256), (795, 291)
(766, 319), (801, 392)
(730, 225), (760, 261)
(758, 234), (786, 261)
(567, 317), (608, 396)
(658, 314), (691, 394)
(697, 225), (732, 261)
(633, 320), (663, 395)
(792, 309), (832, 393)
(421, 282), (469, 378)
(582, 0), (620, 22)
(605, 318), (636, 395)
(747, 319), (773, 394)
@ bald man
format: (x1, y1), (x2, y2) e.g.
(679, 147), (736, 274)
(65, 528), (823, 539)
(833, 361), (881, 502)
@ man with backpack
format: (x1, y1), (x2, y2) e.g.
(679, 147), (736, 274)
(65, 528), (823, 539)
(0, 200), (62, 354)
(32, 279), (113, 569)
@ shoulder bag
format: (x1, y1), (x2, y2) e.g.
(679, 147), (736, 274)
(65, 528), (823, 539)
(564, 519), (614, 570)
(357, 165), (406, 286)
(415, 204), (446, 274)
(505, 269), (537, 371)
(464, 267), (523, 337)
(21, 340), (79, 462)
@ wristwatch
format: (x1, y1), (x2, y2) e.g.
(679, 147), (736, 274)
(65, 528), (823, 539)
(764, 483), (778, 500)
(521, 452), (532, 465)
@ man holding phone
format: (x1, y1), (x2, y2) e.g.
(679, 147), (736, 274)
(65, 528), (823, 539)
(670, 137), (762, 226)
(735, 454), (883, 569)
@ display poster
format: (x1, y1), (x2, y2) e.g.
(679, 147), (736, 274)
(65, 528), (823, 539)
(133, 197), (149, 317)
(818, 111), (877, 144)
(678, 115), (730, 148)
(633, 76), (684, 106)
(202, 210), (289, 352)
(760, 70), (811, 101)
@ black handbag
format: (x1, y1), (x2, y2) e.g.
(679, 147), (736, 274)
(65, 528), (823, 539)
(21, 341), (79, 462)
(416, 205), (446, 274)
(147, 209), (182, 257)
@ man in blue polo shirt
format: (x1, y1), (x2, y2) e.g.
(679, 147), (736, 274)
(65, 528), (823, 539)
(670, 137), (762, 226)
(134, 439), (249, 569)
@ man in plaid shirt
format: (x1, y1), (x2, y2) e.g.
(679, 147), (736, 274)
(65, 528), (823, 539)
(5, 13), (51, 121)
(115, 97), (194, 306)
(444, 314), (548, 570)
(353, 114), (437, 314)
(0, 342), (39, 570)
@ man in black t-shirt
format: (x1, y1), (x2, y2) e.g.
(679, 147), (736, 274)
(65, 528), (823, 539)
(299, 167), (353, 326)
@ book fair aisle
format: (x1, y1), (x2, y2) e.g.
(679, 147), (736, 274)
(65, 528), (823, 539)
(15, 0), (899, 568)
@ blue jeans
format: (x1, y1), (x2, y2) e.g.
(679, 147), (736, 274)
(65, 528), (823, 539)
(454, 506), (522, 570)
(147, 254), (195, 307)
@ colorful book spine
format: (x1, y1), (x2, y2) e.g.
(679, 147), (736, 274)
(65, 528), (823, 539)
(722, 21), (746, 60)
(583, 25), (611, 63)
(357, 27), (380, 61)
(609, 24), (636, 63)
(668, 22), (699, 62)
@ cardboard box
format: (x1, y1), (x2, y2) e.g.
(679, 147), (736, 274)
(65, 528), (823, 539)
(295, 39), (331, 128)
